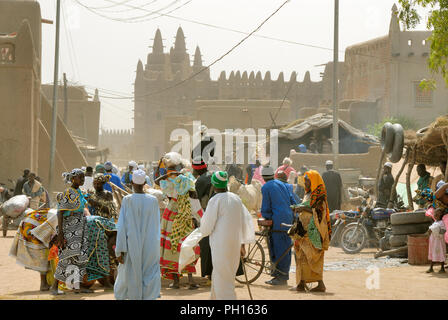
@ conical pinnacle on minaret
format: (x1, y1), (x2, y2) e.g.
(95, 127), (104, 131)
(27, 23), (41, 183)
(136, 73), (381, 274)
(303, 71), (311, 83)
(174, 26), (186, 53)
(151, 28), (164, 54)
(136, 59), (144, 77)
(94, 89), (100, 102)
(193, 45), (203, 67)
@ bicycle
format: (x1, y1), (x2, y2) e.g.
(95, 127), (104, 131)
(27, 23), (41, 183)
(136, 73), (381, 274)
(236, 218), (294, 284)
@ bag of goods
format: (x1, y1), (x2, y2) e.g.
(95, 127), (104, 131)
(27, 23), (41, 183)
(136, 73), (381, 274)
(0, 195), (29, 218)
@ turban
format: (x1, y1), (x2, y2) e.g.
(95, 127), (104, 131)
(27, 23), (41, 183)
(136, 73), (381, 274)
(132, 169), (146, 185)
(104, 161), (113, 171)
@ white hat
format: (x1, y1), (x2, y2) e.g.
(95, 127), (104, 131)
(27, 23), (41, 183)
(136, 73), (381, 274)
(128, 160), (137, 168)
(138, 164), (145, 170)
(132, 169), (146, 185)
(384, 162), (393, 168)
(436, 180), (446, 191)
(325, 160), (333, 166)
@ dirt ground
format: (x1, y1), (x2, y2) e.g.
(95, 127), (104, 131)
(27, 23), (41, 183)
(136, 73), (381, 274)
(1, 233), (447, 300)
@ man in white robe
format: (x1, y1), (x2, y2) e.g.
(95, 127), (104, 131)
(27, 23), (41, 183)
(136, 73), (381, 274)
(114, 169), (161, 300)
(199, 171), (255, 300)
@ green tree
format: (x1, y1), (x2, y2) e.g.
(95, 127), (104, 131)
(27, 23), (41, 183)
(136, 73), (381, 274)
(398, 0), (448, 89)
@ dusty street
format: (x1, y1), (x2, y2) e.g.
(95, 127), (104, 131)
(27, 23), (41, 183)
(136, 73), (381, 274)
(0, 232), (446, 300)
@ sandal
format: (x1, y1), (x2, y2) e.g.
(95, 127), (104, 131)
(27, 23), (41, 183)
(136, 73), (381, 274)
(169, 282), (180, 289)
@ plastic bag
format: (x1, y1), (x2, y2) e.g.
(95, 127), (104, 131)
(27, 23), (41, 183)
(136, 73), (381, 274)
(1, 195), (29, 218)
(178, 228), (203, 272)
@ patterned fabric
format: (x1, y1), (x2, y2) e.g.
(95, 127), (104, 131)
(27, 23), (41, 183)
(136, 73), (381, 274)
(160, 198), (203, 280)
(85, 216), (116, 281)
(87, 191), (117, 220)
(93, 173), (111, 185)
(307, 215), (322, 250)
(57, 187), (87, 215)
(170, 193), (194, 254)
(54, 212), (89, 287)
(305, 170), (331, 238)
(9, 209), (50, 272)
(62, 168), (84, 184)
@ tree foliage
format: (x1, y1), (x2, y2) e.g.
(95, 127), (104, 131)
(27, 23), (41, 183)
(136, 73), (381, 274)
(398, 0), (448, 88)
(367, 116), (419, 138)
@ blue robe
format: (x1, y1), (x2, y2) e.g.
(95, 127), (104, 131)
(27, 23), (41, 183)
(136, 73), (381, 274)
(104, 173), (124, 192)
(114, 194), (161, 300)
(261, 179), (297, 280)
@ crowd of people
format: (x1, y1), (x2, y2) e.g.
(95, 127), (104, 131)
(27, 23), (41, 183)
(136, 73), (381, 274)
(3, 143), (448, 300)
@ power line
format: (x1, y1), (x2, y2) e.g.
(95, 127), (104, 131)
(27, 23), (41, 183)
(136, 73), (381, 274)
(74, 0), (185, 23)
(81, 0), (137, 11)
(77, 0), (430, 67)
(61, 2), (81, 80)
(88, 0), (292, 100)
(89, 0), (159, 14)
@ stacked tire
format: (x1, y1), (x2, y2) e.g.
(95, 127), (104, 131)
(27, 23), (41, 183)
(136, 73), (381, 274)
(388, 210), (433, 257)
(381, 122), (404, 163)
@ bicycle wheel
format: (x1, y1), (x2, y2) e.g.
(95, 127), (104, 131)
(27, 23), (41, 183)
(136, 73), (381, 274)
(235, 241), (265, 284)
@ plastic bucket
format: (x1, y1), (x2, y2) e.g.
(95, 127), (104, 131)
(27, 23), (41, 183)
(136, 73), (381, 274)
(407, 234), (430, 265)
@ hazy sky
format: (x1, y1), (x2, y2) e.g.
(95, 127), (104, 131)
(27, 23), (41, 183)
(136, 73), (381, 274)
(38, 0), (429, 131)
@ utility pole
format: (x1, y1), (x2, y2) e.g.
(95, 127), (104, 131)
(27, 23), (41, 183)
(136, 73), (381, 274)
(63, 72), (68, 125)
(332, 0), (339, 167)
(48, 0), (61, 201)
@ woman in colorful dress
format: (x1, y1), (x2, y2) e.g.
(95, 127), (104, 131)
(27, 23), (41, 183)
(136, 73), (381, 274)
(156, 152), (203, 289)
(51, 168), (93, 295)
(292, 170), (331, 292)
(87, 173), (117, 221)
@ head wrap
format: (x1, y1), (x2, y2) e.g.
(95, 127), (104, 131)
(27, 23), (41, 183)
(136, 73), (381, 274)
(128, 161), (137, 169)
(298, 144), (307, 153)
(325, 160), (333, 166)
(132, 169), (146, 185)
(384, 162), (393, 168)
(62, 168), (84, 184)
(211, 171), (228, 189)
(93, 173), (110, 185)
(104, 161), (113, 171)
(95, 164), (105, 172)
(138, 164), (145, 170)
(304, 170), (331, 237)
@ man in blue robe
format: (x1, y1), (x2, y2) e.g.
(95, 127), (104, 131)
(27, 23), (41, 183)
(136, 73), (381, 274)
(261, 166), (297, 286)
(114, 169), (161, 300)
(104, 161), (125, 192)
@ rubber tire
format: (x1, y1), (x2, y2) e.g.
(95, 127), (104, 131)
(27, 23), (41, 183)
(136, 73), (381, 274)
(389, 123), (404, 163)
(392, 222), (431, 235)
(389, 234), (407, 247)
(340, 223), (368, 254)
(381, 122), (395, 154)
(390, 210), (433, 226)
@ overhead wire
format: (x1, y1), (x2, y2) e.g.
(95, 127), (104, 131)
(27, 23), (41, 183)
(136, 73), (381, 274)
(61, 1), (81, 81)
(89, 0), (159, 14)
(77, 0), (430, 67)
(74, 0), (184, 23)
(82, 0), (291, 100)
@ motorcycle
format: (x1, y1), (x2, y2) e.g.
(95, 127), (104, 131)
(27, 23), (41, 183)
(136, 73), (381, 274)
(340, 204), (396, 254)
(329, 210), (361, 247)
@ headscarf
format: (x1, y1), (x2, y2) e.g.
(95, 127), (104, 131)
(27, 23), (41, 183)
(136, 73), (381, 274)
(304, 170), (331, 237)
(62, 168), (84, 184)
(93, 173), (110, 185)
